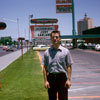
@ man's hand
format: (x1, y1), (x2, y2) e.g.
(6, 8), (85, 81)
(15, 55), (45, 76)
(45, 81), (50, 89)
(65, 79), (71, 88)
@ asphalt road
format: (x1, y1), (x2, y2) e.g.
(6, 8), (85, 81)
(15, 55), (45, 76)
(0, 47), (18, 57)
(39, 49), (100, 100)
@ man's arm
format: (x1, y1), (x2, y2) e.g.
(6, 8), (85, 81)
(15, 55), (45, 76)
(42, 65), (50, 89)
(65, 65), (72, 88)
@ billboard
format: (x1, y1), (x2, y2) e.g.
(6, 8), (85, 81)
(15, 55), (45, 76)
(56, 0), (72, 4)
(56, 5), (72, 13)
(30, 25), (58, 45)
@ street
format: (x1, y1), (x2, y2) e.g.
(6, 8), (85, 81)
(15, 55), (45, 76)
(0, 48), (27, 71)
(0, 47), (18, 57)
(39, 49), (100, 100)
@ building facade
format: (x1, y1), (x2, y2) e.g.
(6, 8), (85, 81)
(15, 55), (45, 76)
(77, 14), (94, 35)
(83, 26), (100, 44)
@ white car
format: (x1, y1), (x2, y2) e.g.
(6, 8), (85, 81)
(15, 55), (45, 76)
(95, 44), (100, 51)
(33, 45), (50, 50)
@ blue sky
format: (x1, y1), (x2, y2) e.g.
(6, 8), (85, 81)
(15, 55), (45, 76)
(0, 0), (100, 40)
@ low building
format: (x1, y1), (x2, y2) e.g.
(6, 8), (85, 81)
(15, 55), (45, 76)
(83, 26), (100, 44)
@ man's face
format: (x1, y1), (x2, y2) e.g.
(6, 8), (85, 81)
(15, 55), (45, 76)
(50, 33), (61, 45)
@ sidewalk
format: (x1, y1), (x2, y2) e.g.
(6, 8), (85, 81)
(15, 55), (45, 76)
(0, 48), (27, 71)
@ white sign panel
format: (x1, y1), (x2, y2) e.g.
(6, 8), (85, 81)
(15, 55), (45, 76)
(30, 25), (58, 45)
(34, 26), (55, 38)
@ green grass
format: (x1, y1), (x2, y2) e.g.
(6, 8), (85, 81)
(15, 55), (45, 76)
(0, 49), (48, 100)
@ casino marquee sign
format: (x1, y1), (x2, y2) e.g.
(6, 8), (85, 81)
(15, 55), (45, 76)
(30, 18), (58, 24)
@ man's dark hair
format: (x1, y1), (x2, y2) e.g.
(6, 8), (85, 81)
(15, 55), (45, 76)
(50, 30), (61, 37)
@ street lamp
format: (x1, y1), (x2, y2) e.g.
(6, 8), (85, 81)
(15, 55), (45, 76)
(1, 18), (20, 46)
(2, 17), (20, 39)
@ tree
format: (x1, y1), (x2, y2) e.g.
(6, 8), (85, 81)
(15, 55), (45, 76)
(0, 36), (12, 45)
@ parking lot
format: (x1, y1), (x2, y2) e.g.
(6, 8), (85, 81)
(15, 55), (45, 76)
(39, 48), (100, 100)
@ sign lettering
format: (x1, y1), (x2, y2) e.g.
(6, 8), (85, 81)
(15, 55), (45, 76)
(56, 5), (72, 13)
(56, 0), (72, 4)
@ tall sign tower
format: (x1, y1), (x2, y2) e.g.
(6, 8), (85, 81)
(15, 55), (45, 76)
(56, 0), (76, 48)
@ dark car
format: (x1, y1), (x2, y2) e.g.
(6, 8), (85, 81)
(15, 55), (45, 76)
(78, 43), (87, 49)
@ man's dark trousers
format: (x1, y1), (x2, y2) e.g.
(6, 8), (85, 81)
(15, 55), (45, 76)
(47, 73), (68, 100)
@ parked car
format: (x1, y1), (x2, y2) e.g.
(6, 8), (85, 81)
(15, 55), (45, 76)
(6, 46), (14, 51)
(0, 45), (3, 48)
(87, 43), (96, 49)
(33, 45), (50, 50)
(95, 44), (100, 51)
(2, 46), (7, 50)
(78, 43), (87, 49)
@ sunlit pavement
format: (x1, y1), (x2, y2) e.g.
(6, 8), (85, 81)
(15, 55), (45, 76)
(39, 49), (100, 100)
(0, 48), (27, 71)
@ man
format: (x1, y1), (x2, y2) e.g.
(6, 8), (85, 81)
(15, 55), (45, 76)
(42, 31), (73, 100)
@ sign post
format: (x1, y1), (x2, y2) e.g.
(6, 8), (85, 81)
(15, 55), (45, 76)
(25, 40), (29, 52)
(72, 0), (76, 48)
(56, 0), (76, 48)
(18, 37), (25, 59)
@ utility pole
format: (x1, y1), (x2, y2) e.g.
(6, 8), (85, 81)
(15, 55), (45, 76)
(17, 18), (20, 38)
(29, 14), (33, 42)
